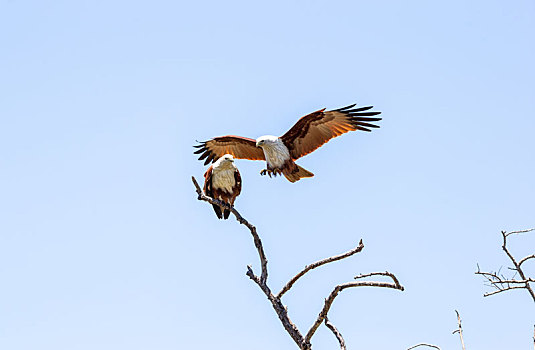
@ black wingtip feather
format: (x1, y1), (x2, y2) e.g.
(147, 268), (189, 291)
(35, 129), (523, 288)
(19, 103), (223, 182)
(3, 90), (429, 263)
(347, 106), (374, 113)
(203, 154), (214, 166)
(354, 121), (380, 128)
(198, 151), (210, 161)
(351, 117), (383, 122)
(333, 103), (357, 112)
(348, 111), (382, 117)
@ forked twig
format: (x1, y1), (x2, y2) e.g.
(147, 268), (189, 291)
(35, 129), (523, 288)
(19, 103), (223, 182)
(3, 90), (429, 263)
(277, 241), (365, 299)
(304, 272), (404, 345)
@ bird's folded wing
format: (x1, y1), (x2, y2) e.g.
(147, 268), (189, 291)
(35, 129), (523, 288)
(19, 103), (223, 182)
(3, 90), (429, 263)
(280, 104), (382, 160)
(194, 136), (265, 165)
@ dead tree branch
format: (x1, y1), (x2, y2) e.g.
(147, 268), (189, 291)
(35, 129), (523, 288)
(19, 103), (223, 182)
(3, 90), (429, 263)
(277, 241), (365, 299)
(304, 272), (404, 345)
(452, 310), (466, 350)
(324, 316), (346, 350)
(191, 176), (404, 349)
(475, 229), (535, 302)
(191, 176), (268, 284)
(245, 265), (304, 345)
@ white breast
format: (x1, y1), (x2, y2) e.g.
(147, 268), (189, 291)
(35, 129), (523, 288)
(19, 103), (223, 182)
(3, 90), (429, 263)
(261, 138), (291, 168)
(212, 168), (236, 193)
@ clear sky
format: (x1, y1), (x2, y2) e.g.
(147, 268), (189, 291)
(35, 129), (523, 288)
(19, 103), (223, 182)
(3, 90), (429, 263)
(1, 0), (534, 349)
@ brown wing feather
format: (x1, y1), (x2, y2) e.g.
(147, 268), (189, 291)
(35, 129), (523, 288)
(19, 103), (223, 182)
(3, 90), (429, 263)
(233, 169), (242, 198)
(194, 135), (265, 165)
(280, 104), (381, 160)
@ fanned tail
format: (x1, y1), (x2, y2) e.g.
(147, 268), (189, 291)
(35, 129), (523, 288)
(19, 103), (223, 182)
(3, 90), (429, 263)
(283, 164), (314, 183)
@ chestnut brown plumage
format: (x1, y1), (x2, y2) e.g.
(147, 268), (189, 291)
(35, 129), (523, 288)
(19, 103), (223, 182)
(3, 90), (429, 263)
(280, 104), (381, 159)
(203, 155), (242, 219)
(194, 103), (381, 182)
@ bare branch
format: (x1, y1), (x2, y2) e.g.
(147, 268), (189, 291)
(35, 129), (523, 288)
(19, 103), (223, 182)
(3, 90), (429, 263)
(476, 229), (535, 303)
(452, 310), (466, 350)
(245, 266), (305, 346)
(277, 241), (365, 298)
(407, 344), (442, 350)
(501, 230), (535, 302)
(475, 271), (535, 285)
(324, 317), (346, 350)
(490, 279), (535, 285)
(192, 176), (269, 284)
(504, 228), (534, 237)
(192, 175), (404, 349)
(304, 273), (404, 344)
(354, 271), (403, 288)
(519, 254), (535, 266)
(482, 285), (528, 297)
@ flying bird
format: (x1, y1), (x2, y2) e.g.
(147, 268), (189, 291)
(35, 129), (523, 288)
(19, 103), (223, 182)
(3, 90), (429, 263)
(194, 104), (381, 183)
(203, 154), (242, 219)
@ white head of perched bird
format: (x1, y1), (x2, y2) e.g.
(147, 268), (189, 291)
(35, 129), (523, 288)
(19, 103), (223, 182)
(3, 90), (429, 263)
(194, 103), (381, 182)
(202, 154), (242, 219)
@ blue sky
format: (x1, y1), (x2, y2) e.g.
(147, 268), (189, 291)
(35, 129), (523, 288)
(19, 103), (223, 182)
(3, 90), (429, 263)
(1, 0), (534, 349)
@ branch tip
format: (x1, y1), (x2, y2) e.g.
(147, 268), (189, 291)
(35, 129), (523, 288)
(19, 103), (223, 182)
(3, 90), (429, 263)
(277, 241), (365, 299)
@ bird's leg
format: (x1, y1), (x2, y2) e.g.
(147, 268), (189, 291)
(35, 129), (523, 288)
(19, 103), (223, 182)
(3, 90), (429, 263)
(260, 169), (267, 176)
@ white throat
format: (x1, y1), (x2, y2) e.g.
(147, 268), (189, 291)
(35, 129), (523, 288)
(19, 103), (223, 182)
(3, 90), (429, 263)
(258, 136), (290, 168)
(212, 159), (237, 193)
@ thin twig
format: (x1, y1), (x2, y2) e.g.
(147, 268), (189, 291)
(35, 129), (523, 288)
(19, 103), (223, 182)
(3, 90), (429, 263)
(482, 285), (528, 297)
(504, 228), (534, 237)
(277, 241), (365, 299)
(452, 310), (466, 350)
(407, 344), (441, 350)
(324, 317), (346, 350)
(489, 278), (535, 285)
(475, 271), (535, 285)
(519, 255), (535, 266)
(304, 273), (404, 344)
(192, 176), (269, 284)
(354, 271), (402, 287)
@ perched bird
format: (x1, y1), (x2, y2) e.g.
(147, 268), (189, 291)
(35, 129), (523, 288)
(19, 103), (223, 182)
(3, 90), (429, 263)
(194, 104), (381, 182)
(203, 154), (242, 219)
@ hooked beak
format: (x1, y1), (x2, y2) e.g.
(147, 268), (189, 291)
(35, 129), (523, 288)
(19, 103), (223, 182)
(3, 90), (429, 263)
(256, 141), (262, 147)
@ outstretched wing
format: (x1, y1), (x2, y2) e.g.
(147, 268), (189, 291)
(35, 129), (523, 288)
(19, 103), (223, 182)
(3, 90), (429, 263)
(280, 104), (381, 160)
(194, 135), (265, 165)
